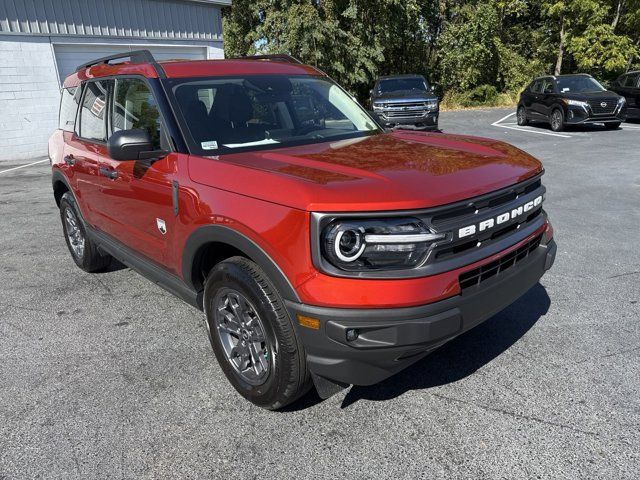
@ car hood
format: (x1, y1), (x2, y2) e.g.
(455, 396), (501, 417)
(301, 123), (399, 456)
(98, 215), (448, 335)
(373, 91), (437, 103)
(561, 90), (620, 100)
(188, 131), (543, 212)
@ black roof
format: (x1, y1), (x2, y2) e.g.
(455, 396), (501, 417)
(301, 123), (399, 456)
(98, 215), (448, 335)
(533, 73), (593, 81)
(377, 74), (425, 80)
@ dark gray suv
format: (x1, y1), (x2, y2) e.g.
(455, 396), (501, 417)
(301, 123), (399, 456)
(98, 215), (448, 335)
(370, 74), (439, 130)
(610, 71), (640, 120)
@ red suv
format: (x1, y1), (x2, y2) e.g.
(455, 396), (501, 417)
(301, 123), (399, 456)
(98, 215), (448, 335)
(49, 51), (556, 409)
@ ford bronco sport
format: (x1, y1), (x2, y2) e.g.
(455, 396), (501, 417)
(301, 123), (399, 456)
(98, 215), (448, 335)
(50, 51), (556, 409)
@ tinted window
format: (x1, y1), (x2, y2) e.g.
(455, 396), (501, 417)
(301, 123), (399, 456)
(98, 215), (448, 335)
(530, 80), (543, 93)
(79, 80), (109, 142)
(541, 78), (555, 93)
(171, 75), (379, 154)
(377, 77), (428, 94)
(623, 74), (639, 87)
(59, 87), (81, 132)
(112, 78), (162, 149)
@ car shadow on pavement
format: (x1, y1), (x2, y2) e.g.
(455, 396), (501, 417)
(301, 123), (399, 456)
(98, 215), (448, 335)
(338, 283), (550, 408)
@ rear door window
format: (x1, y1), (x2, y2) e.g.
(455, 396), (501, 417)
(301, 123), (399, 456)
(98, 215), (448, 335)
(111, 77), (163, 150)
(59, 87), (82, 132)
(541, 78), (555, 94)
(78, 80), (111, 142)
(624, 74), (639, 88)
(530, 80), (543, 93)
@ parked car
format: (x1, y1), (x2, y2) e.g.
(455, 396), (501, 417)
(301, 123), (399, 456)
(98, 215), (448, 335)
(517, 74), (627, 131)
(609, 71), (640, 120)
(370, 74), (439, 130)
(50, 51), (556, 409)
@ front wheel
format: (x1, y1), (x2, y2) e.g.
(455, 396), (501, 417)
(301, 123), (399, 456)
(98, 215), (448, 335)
(604, 122), (621, 130)
(550, 108), (565, 132)
(516, 105), (528, 126)
(59, 192), (111, 272)
(203, 257), (311, 410)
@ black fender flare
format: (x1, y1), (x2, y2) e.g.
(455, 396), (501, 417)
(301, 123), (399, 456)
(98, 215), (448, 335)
(51, 169), (93, 225)
(182, 225), (301, 303)
(52, 169), (71, 202)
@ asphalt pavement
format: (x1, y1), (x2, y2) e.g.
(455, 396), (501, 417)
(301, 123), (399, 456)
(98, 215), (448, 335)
(0, 108), (638, 479)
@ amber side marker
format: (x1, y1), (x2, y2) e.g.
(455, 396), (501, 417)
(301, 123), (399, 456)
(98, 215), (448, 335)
(297, 315), (320, 330)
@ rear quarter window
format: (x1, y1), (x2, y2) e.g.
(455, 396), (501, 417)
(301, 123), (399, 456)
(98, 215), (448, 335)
(59, 87), (81, 132)
(79, 80), (110, 142)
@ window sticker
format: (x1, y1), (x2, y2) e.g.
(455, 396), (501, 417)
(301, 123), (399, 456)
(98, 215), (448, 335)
(91, 97), (106, 116)
(201, 140), (218, 150)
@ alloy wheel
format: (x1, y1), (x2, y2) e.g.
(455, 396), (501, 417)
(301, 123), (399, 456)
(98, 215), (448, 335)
(64, 208), (85, 259)
(551, 110), (562, 131)
(213, 288), (271, 385)
(517, 107), (526, 125)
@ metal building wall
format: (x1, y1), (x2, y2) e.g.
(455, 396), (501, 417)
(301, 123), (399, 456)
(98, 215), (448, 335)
(0, 0), (227, 40)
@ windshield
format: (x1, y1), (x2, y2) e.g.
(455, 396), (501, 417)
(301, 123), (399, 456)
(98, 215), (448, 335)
(378, 78), (428, 94)
(168, 75), (379, 154)
(556, 76), (606, 93)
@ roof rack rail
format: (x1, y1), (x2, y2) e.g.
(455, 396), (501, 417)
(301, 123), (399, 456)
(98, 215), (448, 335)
(231, 54), (303, 64)
(76, 49), (157, 72)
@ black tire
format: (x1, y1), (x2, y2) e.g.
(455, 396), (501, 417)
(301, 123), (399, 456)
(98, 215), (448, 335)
(59, 192), (111, 272)
(604, 122), (621, 130)
(550, 108), (565, 132)
(203, 256), (311, 410)
(516, 105), (528, 126)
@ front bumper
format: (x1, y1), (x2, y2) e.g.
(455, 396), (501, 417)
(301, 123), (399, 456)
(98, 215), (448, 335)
(565, 105), (626, 124)
(287, 238), (556, 386)
(375, 111), (439, 130)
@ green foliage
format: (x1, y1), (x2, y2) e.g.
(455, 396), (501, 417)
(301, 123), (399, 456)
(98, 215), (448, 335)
(222, 0), (640, 107)
(568, 24), (638, 76)
(437, 4), (501, 91)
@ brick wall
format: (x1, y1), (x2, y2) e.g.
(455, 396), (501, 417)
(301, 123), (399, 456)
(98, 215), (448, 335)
(0, 36), (61, 162)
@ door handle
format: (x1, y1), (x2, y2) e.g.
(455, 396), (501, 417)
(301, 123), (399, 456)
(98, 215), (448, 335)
(99, 166), (118, 180)
(64, 155), (75, 166)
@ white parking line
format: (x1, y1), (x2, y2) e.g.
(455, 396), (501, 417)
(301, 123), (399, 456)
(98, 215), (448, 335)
(0, 159), (49, 175)
(622, 124), (640, 130)
(491, 112), (572, 138)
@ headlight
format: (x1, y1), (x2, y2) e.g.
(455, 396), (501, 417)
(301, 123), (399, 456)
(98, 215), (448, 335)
(564, 99), (588, 108)
(425, 99), (439, 109)
(321, 218), (446, 271)
(618, 97), (626, 105)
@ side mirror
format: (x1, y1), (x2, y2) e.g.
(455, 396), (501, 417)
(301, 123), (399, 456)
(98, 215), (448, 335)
(107, 129), (166, 161)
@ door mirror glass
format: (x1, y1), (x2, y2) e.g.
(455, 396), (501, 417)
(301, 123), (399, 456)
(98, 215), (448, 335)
(107, 128), (158, 161)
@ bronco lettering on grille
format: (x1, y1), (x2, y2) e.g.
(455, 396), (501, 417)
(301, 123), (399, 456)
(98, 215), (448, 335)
(458, 195), (543, 239)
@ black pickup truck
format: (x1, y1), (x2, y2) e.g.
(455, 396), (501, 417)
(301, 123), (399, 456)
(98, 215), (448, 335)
(370, 74), (439, 130)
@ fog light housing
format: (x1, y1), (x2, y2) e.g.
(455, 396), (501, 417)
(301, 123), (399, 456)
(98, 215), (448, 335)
(346, 329), (359, 342)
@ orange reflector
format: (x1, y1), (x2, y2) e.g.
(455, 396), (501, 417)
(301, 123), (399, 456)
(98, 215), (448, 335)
(297, 315), (320, 330)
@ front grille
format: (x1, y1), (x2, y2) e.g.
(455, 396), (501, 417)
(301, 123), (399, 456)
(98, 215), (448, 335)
(458, 234), (542, 290)
(427, 177), (544, 263)
(588, 99), (618, 115)
(382, 102), (430, 119)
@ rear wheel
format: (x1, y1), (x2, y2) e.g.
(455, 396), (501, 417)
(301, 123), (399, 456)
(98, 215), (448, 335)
(604, 122), (621, 130)
(203, 257), (311, 410)
(516, 105), (528, 126)
(59, 192), (111, 272)
(550, 108), (564, 132)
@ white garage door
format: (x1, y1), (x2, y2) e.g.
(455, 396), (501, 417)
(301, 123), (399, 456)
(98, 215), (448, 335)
(53, 44), (208, 83)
